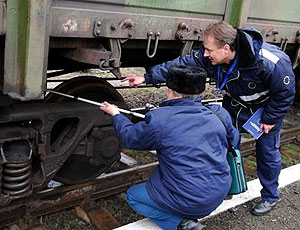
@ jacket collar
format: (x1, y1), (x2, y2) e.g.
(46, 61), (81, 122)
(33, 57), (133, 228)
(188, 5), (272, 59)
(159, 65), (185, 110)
(159, 97), (203, 107)
(236, 28), (263, 68)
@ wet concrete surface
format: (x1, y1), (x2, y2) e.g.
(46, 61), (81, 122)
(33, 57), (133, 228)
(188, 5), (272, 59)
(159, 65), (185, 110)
(202, 180), (300, 230)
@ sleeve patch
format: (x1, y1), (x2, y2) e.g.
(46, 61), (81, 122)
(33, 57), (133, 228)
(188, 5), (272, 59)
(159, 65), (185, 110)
(283, 75), (291, 85)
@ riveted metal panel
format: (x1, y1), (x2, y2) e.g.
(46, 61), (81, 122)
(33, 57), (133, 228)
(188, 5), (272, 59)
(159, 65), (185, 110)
(51, 0), (227, 39)
(52, 8), (209, 40)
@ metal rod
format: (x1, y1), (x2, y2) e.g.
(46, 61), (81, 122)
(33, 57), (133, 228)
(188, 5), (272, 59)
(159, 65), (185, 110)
(46, 89), (146, 119)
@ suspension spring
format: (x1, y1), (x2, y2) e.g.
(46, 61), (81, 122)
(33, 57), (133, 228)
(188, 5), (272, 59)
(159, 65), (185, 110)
(2, 160), (32, 196)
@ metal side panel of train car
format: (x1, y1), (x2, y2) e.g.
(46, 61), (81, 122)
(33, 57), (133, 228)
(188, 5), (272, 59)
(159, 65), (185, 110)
(2, 0), (230, 101)
(48, 0), (229, 83)
(1, 0), (299, 100)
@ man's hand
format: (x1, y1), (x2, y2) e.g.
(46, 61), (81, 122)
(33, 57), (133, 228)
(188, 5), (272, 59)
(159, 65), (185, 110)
(100, 102), (120, 116)
(260, 123), (275, 134)
(121, 75), (145, 87)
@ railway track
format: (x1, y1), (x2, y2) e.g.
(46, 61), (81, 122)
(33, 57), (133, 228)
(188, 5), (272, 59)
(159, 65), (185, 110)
(1, 125), (300, 230)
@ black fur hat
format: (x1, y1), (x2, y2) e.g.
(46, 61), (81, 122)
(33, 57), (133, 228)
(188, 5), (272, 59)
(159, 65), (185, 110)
(167, 65), (207, 94)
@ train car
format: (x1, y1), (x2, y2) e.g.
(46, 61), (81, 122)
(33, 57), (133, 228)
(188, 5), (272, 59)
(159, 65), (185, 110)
(0, 0), (299, 204)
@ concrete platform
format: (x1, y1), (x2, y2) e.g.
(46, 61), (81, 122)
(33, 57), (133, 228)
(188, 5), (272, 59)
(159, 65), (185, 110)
(114, 163), (300, 230)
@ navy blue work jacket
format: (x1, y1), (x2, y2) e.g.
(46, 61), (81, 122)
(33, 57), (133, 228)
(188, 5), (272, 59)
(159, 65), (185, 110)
(113, 97), (240, 218)
(145, 28), (295, 130)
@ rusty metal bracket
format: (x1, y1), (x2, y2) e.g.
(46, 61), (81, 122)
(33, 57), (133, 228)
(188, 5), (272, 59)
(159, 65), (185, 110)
(60, 47), (111, 66)
(94, 18), (135, 39)
(180, 41), (194, 56)
(292, 46), (300, 69)
(280, 37), (289, 52)
(59, 40), (122, 78)
(93, 18), (123, 78)
(265, 29), (279, 42)
(175, 22), (202, 41)
(106, 39), (122, 78)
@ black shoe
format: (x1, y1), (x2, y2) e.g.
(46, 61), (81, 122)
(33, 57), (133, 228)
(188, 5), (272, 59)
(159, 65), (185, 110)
(177, 219), (203, 230)
(251, 200), (277, 216)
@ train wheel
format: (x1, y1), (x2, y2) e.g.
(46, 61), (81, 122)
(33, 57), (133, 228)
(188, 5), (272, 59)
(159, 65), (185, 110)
(45, 76), (126, 184)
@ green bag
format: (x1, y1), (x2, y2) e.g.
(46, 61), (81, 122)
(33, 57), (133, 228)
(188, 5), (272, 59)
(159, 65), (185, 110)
(206, 106), (248, 195)
(227, 148), (247, 195)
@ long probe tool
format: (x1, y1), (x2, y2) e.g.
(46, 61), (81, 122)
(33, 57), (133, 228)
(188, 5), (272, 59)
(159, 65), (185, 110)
(46, 89), (146, 119)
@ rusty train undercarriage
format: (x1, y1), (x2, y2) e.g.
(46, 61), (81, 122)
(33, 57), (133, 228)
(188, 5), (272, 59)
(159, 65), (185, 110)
(0, 76), (129, 207)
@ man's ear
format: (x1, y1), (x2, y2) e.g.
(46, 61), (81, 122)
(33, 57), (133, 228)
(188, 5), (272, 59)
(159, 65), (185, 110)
(167, 88), (174, 100)
(223, 44), (231, 52)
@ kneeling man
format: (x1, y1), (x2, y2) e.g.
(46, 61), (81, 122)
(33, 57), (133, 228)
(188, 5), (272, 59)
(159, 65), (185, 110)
(100, 66), (240, 230)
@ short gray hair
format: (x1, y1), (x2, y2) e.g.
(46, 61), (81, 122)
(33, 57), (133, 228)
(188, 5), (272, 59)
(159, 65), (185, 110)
(172, 90), (201, 99)
(204, 21), (237, 51)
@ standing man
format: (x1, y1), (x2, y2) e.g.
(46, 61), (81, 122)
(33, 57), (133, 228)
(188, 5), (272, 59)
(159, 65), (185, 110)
(101, 66), (240, 230)
(123, 21), (295, 216)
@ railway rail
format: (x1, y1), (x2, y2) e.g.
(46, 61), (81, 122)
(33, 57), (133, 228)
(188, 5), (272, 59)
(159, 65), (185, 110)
(1, 125), (300, 230)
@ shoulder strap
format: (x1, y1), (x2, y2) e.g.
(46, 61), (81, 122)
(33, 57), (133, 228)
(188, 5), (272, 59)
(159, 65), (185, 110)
(206, 106), (238, 157)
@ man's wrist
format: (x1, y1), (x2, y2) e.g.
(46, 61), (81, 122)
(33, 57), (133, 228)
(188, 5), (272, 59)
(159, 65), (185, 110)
(112, 111), (120, 116)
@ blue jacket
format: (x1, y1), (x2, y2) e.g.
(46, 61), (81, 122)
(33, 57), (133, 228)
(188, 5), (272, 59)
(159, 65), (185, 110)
(145, 28), (295, 130)
(113, 97), (240, 218)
